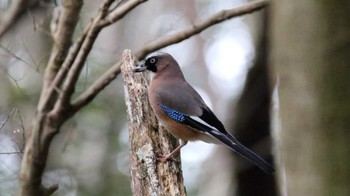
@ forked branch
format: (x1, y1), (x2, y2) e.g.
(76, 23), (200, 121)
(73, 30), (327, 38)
(71, 0), (269, 112)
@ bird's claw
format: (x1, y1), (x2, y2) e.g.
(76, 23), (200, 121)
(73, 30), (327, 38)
(157, 154), (179, 163)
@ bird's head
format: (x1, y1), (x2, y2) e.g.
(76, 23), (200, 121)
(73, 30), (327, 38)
(133, 52), (173, 73)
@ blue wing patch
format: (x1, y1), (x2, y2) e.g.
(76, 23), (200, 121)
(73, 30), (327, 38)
(160, 105), (185, 122)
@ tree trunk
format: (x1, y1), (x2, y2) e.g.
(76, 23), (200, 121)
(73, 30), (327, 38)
(19, 113), (61, 196)
(121, 50), (186, 196)
(270, 1), (350, 195)
(231, 9), (275, 196)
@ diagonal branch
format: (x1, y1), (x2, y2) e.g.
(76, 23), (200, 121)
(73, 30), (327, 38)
(44, 0), (83, 87)
(38, 22), (91, 112)
(100, 0), (147, 27)
(38, 0), (83, 112)
(19, 1), (269, 195)
(0, 0), (40, 38)
(71, 0), (269, 113)
(19, 1), (163, 195)
(43, 0), (138, 105)
(134, 0), (268, 59)
(49, 0), (147, 116)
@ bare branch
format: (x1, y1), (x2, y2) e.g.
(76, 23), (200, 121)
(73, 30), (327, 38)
(0, 44), (36, 69)
(135, 0), (269, 59)
(0, 108), (16, 130)
(38, 22), (91, 112)
(0, 67), (25, 95)
(0, 0), (40, 38)
(71, 0), (269, 112)
(44, 0), (83, 86)
(0, 151), (22, 155)
(37, 0), (83, 113)
(100, 0), (115, 18)
(55, 19), (102, 109)
(52, 0), (147, 116)
(109, 0), (127, 12)
(71, 62), (122, 111)
(61, 121), (76, 152)
(100, 0), (147, 26)
(0, 108), (25, 158)
(15, 108), (26, 153)
(19, 1), (148, 194)
(43, 0), (122, 107)
(18, 1), (269, 195)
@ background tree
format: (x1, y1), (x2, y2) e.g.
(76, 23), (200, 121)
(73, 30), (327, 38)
(0, 0), (271, 195)
(270, 0), (350, 195)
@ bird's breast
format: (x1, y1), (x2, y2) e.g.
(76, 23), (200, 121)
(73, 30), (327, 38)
(148, 81), (217, 143)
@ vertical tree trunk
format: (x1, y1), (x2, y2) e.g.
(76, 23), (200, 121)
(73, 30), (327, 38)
(231, 9), (276, 196)
(270, 1), (350, 195)
(19, 113), (61, 196)
(121, 50), (186, 196)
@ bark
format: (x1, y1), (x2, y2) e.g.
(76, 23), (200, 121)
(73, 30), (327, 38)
(270, 0), (350, 195)
(19, 1), (83, 195)
(16, 1), (270, 195)
(19, 112), (61, 196)
(121, 50), (186, 196)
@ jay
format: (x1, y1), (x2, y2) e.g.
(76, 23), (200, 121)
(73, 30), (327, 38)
(133, 52), (274, 174)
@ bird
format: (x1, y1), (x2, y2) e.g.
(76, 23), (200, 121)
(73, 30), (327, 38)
(133, 52), (275, 174)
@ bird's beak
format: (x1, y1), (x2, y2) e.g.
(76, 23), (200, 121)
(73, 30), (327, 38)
(133, 63), (147, 72)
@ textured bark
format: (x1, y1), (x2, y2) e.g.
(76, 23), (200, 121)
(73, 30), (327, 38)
(19, 112), (61, 196)
(19, 1), (83, 195)
(121, 50), (186, 196)
(270, 0), (350, 195)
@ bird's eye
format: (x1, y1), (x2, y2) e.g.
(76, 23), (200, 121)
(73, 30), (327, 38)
(150, 58), (156, 64)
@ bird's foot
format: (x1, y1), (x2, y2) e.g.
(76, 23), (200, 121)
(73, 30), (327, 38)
(156, 141), (187, 163)
(157, 154), (179, 162)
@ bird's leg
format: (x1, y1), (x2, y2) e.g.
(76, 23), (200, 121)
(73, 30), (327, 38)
(158, 139), (187, 162)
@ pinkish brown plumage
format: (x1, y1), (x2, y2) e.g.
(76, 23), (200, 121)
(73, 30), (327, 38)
(133, 52), (274, 174)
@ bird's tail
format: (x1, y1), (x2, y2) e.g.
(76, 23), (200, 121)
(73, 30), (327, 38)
(182, 115), (274, 174)
(222, 134), (275, 174)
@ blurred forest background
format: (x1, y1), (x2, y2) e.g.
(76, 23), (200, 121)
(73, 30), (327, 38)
(0, 0), (349, 196)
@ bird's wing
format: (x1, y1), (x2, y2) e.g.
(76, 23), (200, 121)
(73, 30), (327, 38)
(157, 82), (232, 137)
(159, 104), (275, 174)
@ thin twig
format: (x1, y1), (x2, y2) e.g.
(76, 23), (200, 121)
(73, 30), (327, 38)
(38, 0), (83, 112)
(16, 108), (25, 153)
(71, 0), (269, 112)
(61, 121), (76, 153)
(72, 61), (122, 111)
(0, 44), (36, 69)
(21, 38), (41, 72)
(0, 0), (40, 38)
(53, 0), (147, 116)
(0, 108), (16, 130)
(0, 151), (22, 155)
(109, 0), (127, 12)
(0, 56), (29, 95)
(135, 0), (269, 59)
(39, 21), (92, 112)
(101, 0), (147, 26)
(42, 0), (111, 110)
(55, 18), (102, 109)
(0, 108), (25, 156)
(0, 67), (25, 95)
(100, 0), (115, 18)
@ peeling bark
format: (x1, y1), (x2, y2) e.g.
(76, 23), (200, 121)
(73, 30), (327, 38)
(121, 50), (186, 196)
